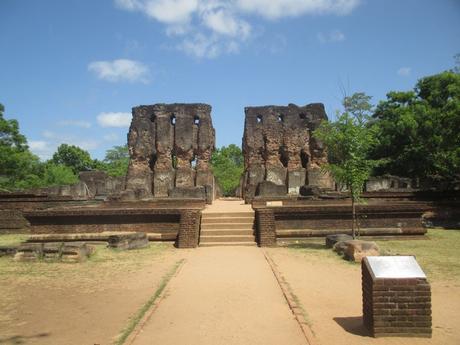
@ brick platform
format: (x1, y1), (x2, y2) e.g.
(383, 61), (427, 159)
(362, 256), (432, 337)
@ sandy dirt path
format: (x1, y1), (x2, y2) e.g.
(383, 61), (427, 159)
(131, 246), (307, 345)
(267, 248), (460, 345)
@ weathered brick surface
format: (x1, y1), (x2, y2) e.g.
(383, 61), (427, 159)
(176, 210), (201, 248)
(362, 260), (432, 337)
(255, 209), (276, 247)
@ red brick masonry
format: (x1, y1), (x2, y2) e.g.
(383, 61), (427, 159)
(362, 258), (432, 338)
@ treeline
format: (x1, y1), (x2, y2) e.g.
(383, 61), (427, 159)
(0, 105), (128, 191)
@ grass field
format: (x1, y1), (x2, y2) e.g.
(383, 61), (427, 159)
(286, 228), (460, 281)
(0, 235), (172, 284)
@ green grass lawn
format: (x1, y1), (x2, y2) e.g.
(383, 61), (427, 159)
(285, 228), (460, 282)
(0, 234), (172, 283)
(375, 228), (460, 281)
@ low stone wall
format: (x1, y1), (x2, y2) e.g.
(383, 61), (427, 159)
(20, 203), (204, 249)
(253, 202), (430, 247)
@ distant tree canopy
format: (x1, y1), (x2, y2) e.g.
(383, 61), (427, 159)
(0, 104), (79, 190)
(0, 103), (130, 191)
(370, 70), (460, 185)
(52, 144), (94, 174)
(102, 145), (129, 177)
(211, 144), (244, 196)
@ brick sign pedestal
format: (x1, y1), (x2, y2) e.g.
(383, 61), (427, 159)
(362, 256), (432, 338)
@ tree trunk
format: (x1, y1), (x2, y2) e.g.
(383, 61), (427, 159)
(351, 194), (356, 239)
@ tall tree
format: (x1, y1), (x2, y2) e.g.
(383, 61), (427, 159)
(0, 103), (42, 190)
(314, 93), (380, 238)
(211, 144), (244, 196)
(371, 71), (460, 186)
(52, 144), (94, 174)
(102, 144), (129, 177)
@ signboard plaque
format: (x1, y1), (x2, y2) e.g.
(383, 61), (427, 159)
(366, 256), (426, 279)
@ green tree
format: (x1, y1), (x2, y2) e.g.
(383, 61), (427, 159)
(102, 145), (129, 177)
(42, 163), (78, 186)
(0, 103), (43, 190)
(52, 143), (94, 174)
(314, 93), (380, 238)
(371, 71), (460, 185)
(211, 144), (244, 196)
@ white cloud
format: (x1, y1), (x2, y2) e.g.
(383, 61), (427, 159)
(397, 67), (411, 77)
(236, 0), (360, 19)
(29, 140), (48, 151)
(29, 140), (56, 160)
(40, 131), (101, 151)
(202, 8), (251, 38)
(115, 0), (360, 58)
(115, 0), (142, 11)
(88, 59), (150, 83)
(317, 29), (345, 43)
(58, 120), (92, 128)
(97, 112), (132, 128)
(178, 33), (240, 59)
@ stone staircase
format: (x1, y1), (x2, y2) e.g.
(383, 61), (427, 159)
(199, 200), (256, 247)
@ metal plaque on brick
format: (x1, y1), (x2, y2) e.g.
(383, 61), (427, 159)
(366, 256), (426, 279)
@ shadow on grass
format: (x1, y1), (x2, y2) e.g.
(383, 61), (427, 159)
(333, 316), (371, 337)
(0, 333), (50, 344)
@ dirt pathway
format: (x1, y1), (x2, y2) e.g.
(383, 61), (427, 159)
(131, 246), (307, 345)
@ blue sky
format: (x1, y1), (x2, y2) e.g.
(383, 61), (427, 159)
(1, 0), (459, 160)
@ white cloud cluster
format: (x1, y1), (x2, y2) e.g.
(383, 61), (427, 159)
(97, 112), (132, 128)
(88, 59), (150, 83)
(317, 29), (345, 43)
(397, 67), (411, 77)
(58, 120), (92, 128)
(115, 0), (360, 58)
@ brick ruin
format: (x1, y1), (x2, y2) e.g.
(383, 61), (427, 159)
(242, 103), (333, 201)
(122, 103), (215, 201)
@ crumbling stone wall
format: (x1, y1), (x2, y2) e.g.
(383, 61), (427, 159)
(242, 103), (332, 201)
(123, 103), (215, 200)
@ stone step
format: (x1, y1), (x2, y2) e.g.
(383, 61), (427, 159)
(201, 223), (254, 230)
(201, 212), (254, 218)
(201, 217), (254, 224)
(200, 229), (254, 236)
(199, 241), (257, 247)
(200, 235), (255, 243)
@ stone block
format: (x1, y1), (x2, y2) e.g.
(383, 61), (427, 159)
(307, 168), (333, 188)
(61, 242), (91, 263)
(154, 169), (175, 197)
(108, 232), (149, 250)
(326, 234), (353, 248)
(14, 243), (43, 262)
(256, 181), (286, 197)
(299, 185), (322, 197)
(287, 169), (306, 195)
(344, 240), (380, 262)
(175, 167), (194, 187)
(43, 242), (64, 260)
(266, 165), (287, 186)
(169, 186), (206, 199)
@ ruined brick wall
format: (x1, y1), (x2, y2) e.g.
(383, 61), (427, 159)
(123, 103), (215, 200)
(242, 103), (332, 201)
